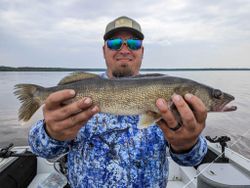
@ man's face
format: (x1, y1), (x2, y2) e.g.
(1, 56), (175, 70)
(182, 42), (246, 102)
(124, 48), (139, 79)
(103, 31), (144, 78)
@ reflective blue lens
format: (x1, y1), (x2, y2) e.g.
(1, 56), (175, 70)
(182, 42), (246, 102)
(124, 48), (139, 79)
(107, 38), (123, 50)
(126, 39), (142, 50)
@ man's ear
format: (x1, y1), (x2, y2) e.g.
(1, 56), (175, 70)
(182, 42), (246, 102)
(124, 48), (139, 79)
(141, 46), (144, 59)
(102, 45), (106, 59)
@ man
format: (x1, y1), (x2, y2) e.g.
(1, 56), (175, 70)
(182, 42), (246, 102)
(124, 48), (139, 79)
(29, 16), (207, 187)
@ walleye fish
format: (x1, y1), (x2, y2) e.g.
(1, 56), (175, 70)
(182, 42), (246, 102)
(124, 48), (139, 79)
(14, 72), (237, 128)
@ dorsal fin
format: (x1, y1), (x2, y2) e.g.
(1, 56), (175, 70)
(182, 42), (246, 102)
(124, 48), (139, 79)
(132, 73), (166, 78)
(111, 73), (167, 80)
(58, 72), (99, 85)
(130, 73), (167, 78)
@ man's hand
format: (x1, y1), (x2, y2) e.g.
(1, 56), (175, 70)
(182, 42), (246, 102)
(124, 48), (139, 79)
(43, 89), (99, 141)
(156, 93), (207, 153)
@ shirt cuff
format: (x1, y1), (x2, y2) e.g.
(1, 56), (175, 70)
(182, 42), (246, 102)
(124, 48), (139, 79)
(169, 136), (207, 166)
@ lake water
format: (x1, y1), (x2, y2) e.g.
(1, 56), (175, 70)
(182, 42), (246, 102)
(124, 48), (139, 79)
(0, 71), (250, 159)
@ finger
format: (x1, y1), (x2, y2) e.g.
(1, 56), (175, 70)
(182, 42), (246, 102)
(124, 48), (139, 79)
(61, 105), (99, 130)
(57, 97), (93, 120)
(156, 98), (178, 130)
(157, 120), (175, 142)
(45, 89), (76, 110)
(172, 94), (196, 131)
(184, 93), (207, 124)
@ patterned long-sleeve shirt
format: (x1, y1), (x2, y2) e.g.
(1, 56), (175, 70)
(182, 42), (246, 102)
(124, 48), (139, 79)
(29, 113), (207, 188)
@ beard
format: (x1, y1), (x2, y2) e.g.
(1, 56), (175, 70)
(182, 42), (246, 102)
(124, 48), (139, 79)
(112, 65), (134, 78)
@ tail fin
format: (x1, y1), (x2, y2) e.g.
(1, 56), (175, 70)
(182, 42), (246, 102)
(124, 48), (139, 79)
(14, 84), (44, 122)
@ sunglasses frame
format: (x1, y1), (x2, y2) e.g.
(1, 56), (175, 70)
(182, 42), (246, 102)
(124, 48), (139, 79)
(106, 38), (142, 51)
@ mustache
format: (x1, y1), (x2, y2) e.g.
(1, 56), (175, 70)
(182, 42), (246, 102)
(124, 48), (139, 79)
(115, 54), (134, 60)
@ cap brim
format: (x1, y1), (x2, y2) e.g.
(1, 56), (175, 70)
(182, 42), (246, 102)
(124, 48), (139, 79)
(104, 27), (144, 40)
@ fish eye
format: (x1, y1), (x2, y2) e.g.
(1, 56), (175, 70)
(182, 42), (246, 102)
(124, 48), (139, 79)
(213, 89), (223, 99)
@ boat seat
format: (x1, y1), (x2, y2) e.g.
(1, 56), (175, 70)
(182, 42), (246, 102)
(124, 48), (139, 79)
(0, 155), (37, 188)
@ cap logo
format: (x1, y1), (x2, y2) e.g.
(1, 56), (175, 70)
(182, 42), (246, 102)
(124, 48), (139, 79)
(115, 18), (132, 28)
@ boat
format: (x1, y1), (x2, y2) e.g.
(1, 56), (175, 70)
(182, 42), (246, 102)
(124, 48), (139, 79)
(1, 136), (250, 188)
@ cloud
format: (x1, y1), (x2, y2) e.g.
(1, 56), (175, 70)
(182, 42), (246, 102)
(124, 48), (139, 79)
(55, 17), (109, 42)
(1, 0), (250, 44)
(140, 0), (250, 44)
(0, 0), (250, 68)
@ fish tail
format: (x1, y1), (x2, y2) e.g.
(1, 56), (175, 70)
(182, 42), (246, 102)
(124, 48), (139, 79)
(14, 84), (45, 122)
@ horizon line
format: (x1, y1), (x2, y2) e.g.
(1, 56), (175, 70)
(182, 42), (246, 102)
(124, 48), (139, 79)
(1, 65), (250, 70)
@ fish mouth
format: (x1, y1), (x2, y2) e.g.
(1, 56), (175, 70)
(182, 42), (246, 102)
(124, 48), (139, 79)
(221, 104), (237, 112)
(212, 101), (237, 112)
(213, 96), (237, 112)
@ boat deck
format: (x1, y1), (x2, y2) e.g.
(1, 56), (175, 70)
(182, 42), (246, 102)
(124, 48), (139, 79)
(1, 140), (250, 188)
(27, 156), (197, 188)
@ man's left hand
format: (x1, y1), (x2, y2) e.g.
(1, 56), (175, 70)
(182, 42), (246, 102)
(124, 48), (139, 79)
(156, 93), (207, 153)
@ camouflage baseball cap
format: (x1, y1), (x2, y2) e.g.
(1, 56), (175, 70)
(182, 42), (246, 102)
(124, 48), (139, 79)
(104, 16), (144, 40)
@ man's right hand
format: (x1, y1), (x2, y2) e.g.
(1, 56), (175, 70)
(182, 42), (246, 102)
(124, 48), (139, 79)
(42, 89), (99, 141)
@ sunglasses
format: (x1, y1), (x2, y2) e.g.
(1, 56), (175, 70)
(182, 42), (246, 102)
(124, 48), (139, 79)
(106, 38), (142, 51)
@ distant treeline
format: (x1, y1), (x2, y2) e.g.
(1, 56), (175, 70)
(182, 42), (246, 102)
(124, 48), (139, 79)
(1, 66), (250, 72)
(0, 66), (105, 72)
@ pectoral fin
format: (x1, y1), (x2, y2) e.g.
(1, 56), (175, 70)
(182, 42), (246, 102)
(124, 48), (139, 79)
(138, 112), (162, 129)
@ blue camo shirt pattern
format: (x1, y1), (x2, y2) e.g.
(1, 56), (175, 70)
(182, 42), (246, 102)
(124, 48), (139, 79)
(29, 114), (207, 188)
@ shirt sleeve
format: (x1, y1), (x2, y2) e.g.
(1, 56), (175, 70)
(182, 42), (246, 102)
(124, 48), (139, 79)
(28, 119), (70, 159)
(169, 135), (207, 166)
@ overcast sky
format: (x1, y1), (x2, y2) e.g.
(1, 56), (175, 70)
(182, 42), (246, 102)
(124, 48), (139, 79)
(0, 0), (250, 68)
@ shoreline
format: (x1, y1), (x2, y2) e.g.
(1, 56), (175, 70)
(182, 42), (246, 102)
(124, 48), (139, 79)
(1, 66), (250, 72)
